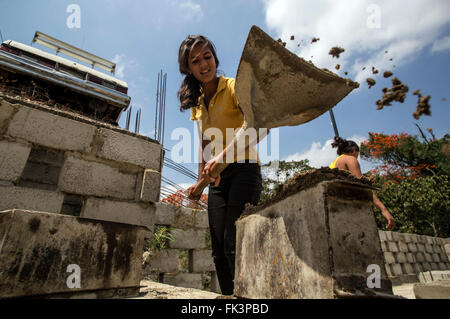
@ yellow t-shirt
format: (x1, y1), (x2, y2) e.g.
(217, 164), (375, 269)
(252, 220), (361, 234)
(190, 76), (260, 164)
(329, 154), (346, 169)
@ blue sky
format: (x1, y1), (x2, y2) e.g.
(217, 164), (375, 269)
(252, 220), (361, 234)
(1, 0), (449, 191)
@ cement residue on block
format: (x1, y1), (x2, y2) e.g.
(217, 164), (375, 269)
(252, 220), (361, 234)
(243, 167), (374, 218)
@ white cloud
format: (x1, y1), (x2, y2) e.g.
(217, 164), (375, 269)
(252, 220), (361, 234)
(283, 135), (375, 173)
(431, 36), (450, 53)
(111, 54), (139, 80)
(263, 0), (450, 85)
(172, 0), (203, 21)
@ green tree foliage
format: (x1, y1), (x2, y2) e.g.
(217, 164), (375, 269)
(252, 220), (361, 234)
(361, 129), (450, 237)
(260, 159), (313, 203)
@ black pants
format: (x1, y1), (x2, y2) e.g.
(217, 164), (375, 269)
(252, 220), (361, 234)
(207, 162), (262, 295)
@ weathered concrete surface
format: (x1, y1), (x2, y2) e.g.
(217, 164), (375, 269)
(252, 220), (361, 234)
(58, 155), (137, 200)
(6, 104), (96, 152)
(234, 180), (393, 299)
(132, 280), (222, 299)
(96, 128), (162, 171)
(140, 169), (161, 203)
(235, 26), (359, 131)
(162, 273), (203, 290)
(0, 209), (147, 298)
(413, 279), (450, 299)
(0, 140), (31, 182)
(0, 185), (64, 213)
(169, 228), (206, 249)
(81, 197), (155, 232)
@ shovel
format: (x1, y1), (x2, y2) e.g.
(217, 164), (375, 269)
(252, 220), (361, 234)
(189, 25), (359, 198)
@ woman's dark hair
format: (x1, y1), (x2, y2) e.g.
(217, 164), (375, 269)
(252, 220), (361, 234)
(331, 136), (360, 155)
(177, 35), (219, 111)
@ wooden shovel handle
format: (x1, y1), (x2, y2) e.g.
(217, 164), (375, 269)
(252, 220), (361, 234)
(190, 162), (229, 198)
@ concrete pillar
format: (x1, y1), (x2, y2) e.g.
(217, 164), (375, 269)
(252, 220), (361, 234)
(234, 179), (394, 299)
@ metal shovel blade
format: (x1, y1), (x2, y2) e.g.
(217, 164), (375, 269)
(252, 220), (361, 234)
(235, 25), (359, 131)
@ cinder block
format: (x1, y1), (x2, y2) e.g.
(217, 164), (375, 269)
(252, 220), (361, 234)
(395, 252), (407, 263)
(0, 185), (64, 213)
(384, 264), (392, 277)
(432, 253), (441, 263)
(407, 243), (418, 253)
(195, 210), (209, 229)
(6, 105), (95, 152)
(146, 249), (179, 273)
(189, 249), (215, 272)
(81, 197), (155, 231)
(417, 243), (426, 252)
(0, 209), (146, 298)
(445, 244), (450, 255)
(58, 156), (137, 200)
(378, 231), (387, 242)
(96, 128), (162, 171)
(379, 241), (387, 253)
(172, 206), (196, 229)
(387, 241), (399, 252)
(425, 236), (434, 245)
(422, 262), (432, 271)
(402, 263), (415, 275)
(398, 241), (409, 253)
(384, 231), (393, 241)
(425, 244), (434, 254)
(169, 229), (206, 249)
(139, 169), (161, 203)
(403, 233), (414, 243)
(419, 271), (432, 283)
(162, 273), (203, 290)
(383, 252), (396, 264)
(424, 253), (433, 263)
(430, 263), (439, 270)
(391, 264), (403, 276)
(154, 202), (177, 225)
(392, 232), (403, 242)
(438, 263), (448, 271)
(411, 234), (419, 243)
(413, 263), (423, 274)
(0, 140), (31, 182)
(433, 245), (443, 254)
(415, 252), (425, 263)
(406, 253), (415, 263)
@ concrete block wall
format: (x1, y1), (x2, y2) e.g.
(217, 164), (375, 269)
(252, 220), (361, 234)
(142, 202), (220, 293)
(0, 96), (163, 232)
(379, 230), (450, 283)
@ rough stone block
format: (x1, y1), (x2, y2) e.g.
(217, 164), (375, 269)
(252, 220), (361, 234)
(407, 243), (418, 253)
(234, 180), (393, 299)
(0, 140), (31, 182)
(146, 249), (179, 273)
(417, 243), (426, 252)
(81, 198), (155, 231)
(384, 264), (392, 277)
(169, 229), (206, 249)
(6, 105), (95, 152)
(432, 253), (441, 263)
(403, 233), (414, 243)
(380, 241), (387, 252)
(195, 210), (209, 229)
(411, 234), (419, 243)
(0, 209), (146, 298)
(391, 264), (403, 276)
(395, 252), (407, 264)
(162, 273), (203, 290)
(58, 156), (136, 200)
(413, 280), (450, 299)
(419, 271), (433, 283)
(154, 202), (177, 225)
(392, 231), (403, 242)
(439, 263), (448, 271)
(189, 250), (215, 272)
(384, 231), (393, 241)
(446, 244), (450, 255)
(398, 241), (409, 253)
(383, 252), (395, 264)
(425, 236), (434, 245)
(96, 128), (162, 171)
(434, 245), (443, 254)
(0, 185), (64, 213)
(430, 263), (439, 270)
(422, 263), (432, 271)
(414, 263), (423, 274)
(139, 169), (161, 203)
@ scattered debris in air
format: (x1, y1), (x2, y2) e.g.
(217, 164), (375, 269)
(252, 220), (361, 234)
(311, 37), (320, 43)
(329, 46), (345, 58)
(372, 67), (379, 74)
(335, 64), (340, 70)
(290, 35), (295, 40)
(412, 89), (431, 119)
(383, 71), (393, 78)
(376, 77), (409, 110)
(366, 78), (376, 89)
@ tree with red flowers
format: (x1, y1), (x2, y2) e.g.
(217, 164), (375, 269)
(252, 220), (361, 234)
(360, 129), (449, 237)
(161, 189), (208, 210)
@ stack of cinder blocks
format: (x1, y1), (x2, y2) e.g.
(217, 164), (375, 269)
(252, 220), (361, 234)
(0, 95), (163, 298)
(378, 230), (450, 284)
(142, 202), (220, 293)
(0, 95), (162, 230)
